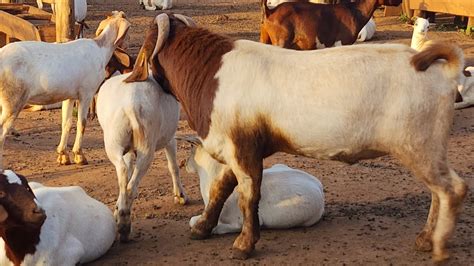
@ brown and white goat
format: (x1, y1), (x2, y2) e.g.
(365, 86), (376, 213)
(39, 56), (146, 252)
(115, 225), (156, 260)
(126, 13), (468, 262)
(260, 0), (401, 49)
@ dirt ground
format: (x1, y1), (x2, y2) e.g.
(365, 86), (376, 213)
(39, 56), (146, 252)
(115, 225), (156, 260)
(9, 1), (474, 265)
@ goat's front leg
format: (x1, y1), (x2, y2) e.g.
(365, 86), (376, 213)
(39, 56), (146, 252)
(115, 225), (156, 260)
(56, 100), (74, 165)
(229, 158), (263, 260)
(190, 167), (237, 239)
(72, 99), (92, 165)
(164, 138), (188, 205)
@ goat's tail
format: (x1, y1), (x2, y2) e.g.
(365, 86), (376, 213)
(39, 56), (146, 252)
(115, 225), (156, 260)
(411, 41), (464, 81)
(126, 107), (146, 151)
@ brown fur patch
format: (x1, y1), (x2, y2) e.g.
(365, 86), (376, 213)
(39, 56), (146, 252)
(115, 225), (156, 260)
(0, 173), (44, 265)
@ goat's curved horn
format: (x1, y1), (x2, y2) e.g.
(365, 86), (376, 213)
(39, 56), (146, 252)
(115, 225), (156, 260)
(175, 136), (202, 146)
(173, 14), (196, 27)
(152, 13), (171, 59)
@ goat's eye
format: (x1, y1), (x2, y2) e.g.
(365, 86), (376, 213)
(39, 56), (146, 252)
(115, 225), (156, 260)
(0, 191), (5, 198)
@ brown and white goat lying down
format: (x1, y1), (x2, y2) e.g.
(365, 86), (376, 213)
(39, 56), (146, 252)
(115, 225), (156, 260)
(260, 0), (401, 49)
(126, 14), (468, 262)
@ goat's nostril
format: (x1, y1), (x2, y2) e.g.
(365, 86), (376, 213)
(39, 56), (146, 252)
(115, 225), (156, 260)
(33, 207), (45, 215)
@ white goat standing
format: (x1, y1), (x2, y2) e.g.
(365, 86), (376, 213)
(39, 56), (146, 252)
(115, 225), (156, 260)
(411, 17), (429, 51)
(455, 66), (474, 109)
(0, 171), (115, 265)
(0, 13), (130, 170)
(184, 138), (325, 234)
(139, 0), (172, 10)
(97, 72), (188, 241)
(357, 18), (376, 42)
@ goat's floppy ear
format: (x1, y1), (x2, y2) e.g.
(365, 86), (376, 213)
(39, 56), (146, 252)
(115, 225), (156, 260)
(175, 136), (203, 146)
(124, 48), (149, 82)
(124, 14), (169, 83)
(113, 48), (131, 68)
(0, 205), (8, 223)
(114, 19), (131, 46)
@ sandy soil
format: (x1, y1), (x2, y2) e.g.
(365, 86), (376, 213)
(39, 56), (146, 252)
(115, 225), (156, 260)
(9, 1), (474, 265)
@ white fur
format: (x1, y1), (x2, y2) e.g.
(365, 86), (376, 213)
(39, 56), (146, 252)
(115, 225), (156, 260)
(97, 73), (187, 240)
(139, 0), (172, 10)
(455, 66), (474, 109)
(0, 16), (130, 170)
(3, 170), (22, 185)
(36, 0), (87, 22)
(410, 17), (429, 51)
(0, 182), (115, 265)
(357, 18), (376, 42)
(186, 145), (324, 234)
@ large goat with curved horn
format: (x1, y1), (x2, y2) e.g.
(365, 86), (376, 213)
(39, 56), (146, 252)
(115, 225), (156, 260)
(125, 13), (468, 263)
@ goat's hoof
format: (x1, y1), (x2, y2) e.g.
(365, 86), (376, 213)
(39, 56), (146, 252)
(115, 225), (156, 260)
(415, 231), (433, 252)
(190, 227), (211, 240)
(57, 153), (71, 165)
(118, 223), (131, 243)
(231, 247), (251, 260)
(432, 251), (450, 264)
(174, 193), (189, 205)
(73, 152), (88, 165)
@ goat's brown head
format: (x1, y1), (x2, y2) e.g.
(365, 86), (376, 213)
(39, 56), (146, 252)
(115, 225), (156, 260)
(124, 13), (196, 84)
(105, 47), (134, 78)
(0, 171), (46, 229)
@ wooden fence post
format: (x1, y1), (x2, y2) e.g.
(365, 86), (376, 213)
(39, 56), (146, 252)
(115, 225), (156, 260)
(55, 0), (75, 42)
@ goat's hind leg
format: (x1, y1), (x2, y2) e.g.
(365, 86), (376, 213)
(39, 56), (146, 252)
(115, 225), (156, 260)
(190, 166), (237, 240)
(56, 100), (74, 165)
(0, 103), (23, 171)
(72, 99), (92, 165)
(164, 138), (188, 205)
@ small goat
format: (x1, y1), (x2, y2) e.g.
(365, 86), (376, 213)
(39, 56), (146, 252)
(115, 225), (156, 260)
(183, 137), (324, 234)
(0, 171), (115, 265)
(260, 0), (401, 49)
(455, 67), (474, 109)
(139, 0), (172, 10)
(125, 13), (468, 262)
(411, 17), (430, 51)
(97, 72), (187, 242)
(0, 12), (130, 170)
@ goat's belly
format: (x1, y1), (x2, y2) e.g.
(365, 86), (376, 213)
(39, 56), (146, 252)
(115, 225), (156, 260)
(28, 91), (78, 105)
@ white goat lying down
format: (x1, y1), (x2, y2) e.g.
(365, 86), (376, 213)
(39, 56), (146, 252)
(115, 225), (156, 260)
(0, 170), (115, 265)
(97, 72), (187, 241)
(139, 0), (172, 10)
(0, 12), (130, 170)
(455, 66), (474, 109)
(183, 137), (325, 234)
(357, 18), (376, 42)
(411, 17), (429, 51)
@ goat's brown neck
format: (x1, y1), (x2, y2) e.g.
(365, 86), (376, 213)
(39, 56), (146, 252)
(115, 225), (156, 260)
(0, 226), (41, 266)
(156, 25), (234, 138)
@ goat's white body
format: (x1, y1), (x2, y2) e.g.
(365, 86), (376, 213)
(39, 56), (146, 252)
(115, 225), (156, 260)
(36, 0), (87, 22)
(97, 73), (186, 240)
(0, 182), (115, 266)
(203, 41), (460, 162)
(189, 157), (325, 233)
(139, 0), (172, 10)
(455, 66), (474, 109)
(0, 40), (107, 105)
(357, 18), (376, 42)
(0, 22), (124, 169)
